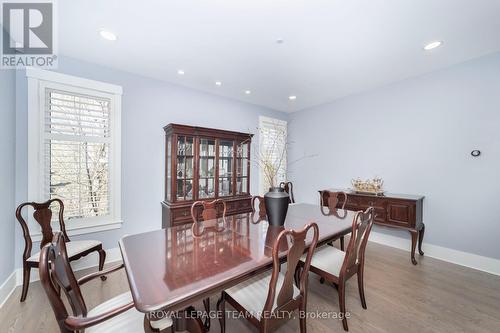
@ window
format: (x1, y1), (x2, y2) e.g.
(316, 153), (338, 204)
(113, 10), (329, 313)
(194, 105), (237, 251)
(258, 116), (287, 195)
(27, 68), (122, 237)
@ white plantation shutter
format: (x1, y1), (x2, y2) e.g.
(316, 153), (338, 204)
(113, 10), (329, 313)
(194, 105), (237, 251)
(27, 69), (122, 236)
(259, 116), (287, 195)
(43, 89), (112, 220)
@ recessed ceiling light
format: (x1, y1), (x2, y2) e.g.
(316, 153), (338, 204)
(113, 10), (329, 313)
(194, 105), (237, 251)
(244, 90), (251, 95)
(215, 81), (222, 86)
(177, 69), (185, 75)
(423, 41), (443, 51)
(99, 29), (117, 41)
(288, 95), (297, 100)
(276, 38), (284, 44)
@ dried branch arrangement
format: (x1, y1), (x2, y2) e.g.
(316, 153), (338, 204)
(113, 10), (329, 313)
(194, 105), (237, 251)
(241, 119), (316, 191)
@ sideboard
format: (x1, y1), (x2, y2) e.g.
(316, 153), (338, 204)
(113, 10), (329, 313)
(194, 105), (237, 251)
(320, 189), (425, 265)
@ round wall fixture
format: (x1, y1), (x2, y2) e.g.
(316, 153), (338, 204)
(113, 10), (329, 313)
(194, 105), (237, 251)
(471, 150), (481, 157)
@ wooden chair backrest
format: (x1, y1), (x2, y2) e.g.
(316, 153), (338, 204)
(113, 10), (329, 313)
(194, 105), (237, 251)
(263, 223), (319, 314)
(191, 199), (227, 223)
(279, 181), (295, 204)
(16, 199), (69, 260)
(319, 190), (347, 215)
(251, 196), (266, 223)
(39, 232), (87, 333)
(342, 207), (375, 274)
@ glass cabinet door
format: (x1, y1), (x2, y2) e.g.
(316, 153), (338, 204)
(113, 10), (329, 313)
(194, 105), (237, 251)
(198, 138), (216, 199)
(236, 141), (250, 194)
(176, 136), (194, 201)
(218, 140), (234, 197)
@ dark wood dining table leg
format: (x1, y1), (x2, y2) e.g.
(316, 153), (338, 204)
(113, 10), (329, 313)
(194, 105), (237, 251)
(418, 223), (425, 256)
(410, 229), (418, 265)
(339, 235), (345, 251)
(202, 298), (210, 330)
(173, 307), (206, 333)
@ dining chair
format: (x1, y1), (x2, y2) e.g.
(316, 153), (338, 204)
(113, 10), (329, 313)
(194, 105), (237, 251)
(16, 199), (106, 302)
(319, 190), (348, 250)
(299, 207), (375, 331)
(39, 232), (173, 333)
(217, 222), (319, 333)
(251, 195), (267, 223)
(191, 199), (227, 330)
(279, 181), (295, 204)
(191, 199), (227, 223)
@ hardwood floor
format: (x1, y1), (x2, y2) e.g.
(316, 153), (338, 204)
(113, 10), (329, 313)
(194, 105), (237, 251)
(1, 241), (500, 332)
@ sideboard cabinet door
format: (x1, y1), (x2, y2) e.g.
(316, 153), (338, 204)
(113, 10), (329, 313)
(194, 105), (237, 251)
(386, 201), (416, 228)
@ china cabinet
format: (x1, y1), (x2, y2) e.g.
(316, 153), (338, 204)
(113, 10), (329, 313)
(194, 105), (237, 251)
(162, 124), (253, 227)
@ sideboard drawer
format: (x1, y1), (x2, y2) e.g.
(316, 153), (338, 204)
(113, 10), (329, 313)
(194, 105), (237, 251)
(345, 196), (360, 210)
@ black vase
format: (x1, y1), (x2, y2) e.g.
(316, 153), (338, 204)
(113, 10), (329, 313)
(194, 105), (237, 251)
(264, 187), (290, 226)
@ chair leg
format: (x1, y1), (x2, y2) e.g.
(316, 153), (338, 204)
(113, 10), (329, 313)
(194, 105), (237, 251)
(357, 270), (367, 309)
(203, 297), (210, 330)
(299, 301), (307, 333)
(338, 280), (348, 331)
(20, 265), (31, 302)
(294, 264), (302, 287)
(217, 293), (226, 333)
(98, 249), (107, 281)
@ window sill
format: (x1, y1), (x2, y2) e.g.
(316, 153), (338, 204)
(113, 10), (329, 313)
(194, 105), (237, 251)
(31, 220), (123, 242)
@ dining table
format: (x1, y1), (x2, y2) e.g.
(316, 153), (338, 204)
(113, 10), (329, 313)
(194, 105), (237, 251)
(118, 203), (357, 332)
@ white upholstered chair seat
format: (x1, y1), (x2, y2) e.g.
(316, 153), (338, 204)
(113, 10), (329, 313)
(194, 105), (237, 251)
(225, 271), (300, 320)
(28, 240), (101, 262)
(86, 292), (173, 333)
(301, 245), (346, 277)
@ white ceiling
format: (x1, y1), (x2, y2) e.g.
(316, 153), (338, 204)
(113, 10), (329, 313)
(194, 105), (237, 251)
(59, 0), (500, 112)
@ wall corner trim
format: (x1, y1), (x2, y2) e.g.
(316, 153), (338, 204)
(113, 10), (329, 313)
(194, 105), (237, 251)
(0, 271), (18, 309)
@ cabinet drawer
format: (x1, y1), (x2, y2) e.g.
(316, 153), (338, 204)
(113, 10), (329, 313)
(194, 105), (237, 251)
(353, 197), (385, 221)
(225, 201), (237, 213)
(357, 197), (380, 208)
(328, 193), (357, 210)
(172, 207), (192, 221)
(238, 199), (251, 210)
(345, 196), (359, 209)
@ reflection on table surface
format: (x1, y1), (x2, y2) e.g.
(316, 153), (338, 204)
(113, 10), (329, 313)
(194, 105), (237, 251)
(119, 203), (356, 313)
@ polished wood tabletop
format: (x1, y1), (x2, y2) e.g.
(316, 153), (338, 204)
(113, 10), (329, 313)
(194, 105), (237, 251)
(119, 203), (356, 314)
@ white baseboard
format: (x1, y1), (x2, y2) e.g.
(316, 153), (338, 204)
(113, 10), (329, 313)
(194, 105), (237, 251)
(0, 271), (18, 308)
(369, 231), (500, 276)
(0, 247), (121, 309)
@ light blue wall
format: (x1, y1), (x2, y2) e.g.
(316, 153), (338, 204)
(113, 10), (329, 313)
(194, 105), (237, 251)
(0, 69), (16, 283)
(14, 56), (288, 267)
(288, 52), (500, 260)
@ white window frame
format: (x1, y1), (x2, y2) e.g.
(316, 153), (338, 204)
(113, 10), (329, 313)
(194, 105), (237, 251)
(258, 116), (287, 195)
(26, 68), (123, 239)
